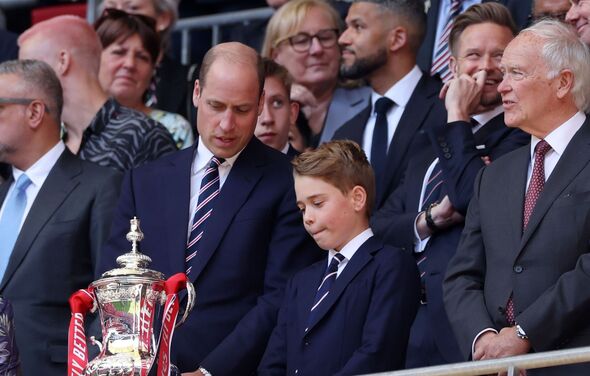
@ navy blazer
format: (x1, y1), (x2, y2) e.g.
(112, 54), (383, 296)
(99, 137), (320, 375)
(417, 0), (533, 74)
(332, 73), (446, 210)
(444, 120), (590, 375)
(0, 150), (121, 376)
(371, 114), (528, 363)
(258, 236), (420, 376)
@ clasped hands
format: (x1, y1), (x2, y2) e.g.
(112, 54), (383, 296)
(474, 328), (531, 376)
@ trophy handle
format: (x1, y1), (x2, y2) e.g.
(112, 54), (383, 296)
(176, 280), (195, 327)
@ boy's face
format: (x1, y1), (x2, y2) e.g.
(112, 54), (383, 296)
(295, 175), (366, 252)
(255, 76), (298, 151)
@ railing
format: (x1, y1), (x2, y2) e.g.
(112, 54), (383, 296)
(364, 346), (590, 376)
(85, 0), (273, 65)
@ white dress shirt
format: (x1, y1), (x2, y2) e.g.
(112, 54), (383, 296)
(363, 66), (423, 162)
(0, 141), (65, 231)
(327, 228), (373, 277)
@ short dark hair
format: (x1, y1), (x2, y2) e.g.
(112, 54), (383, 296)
(199, 43), (265, 98)
(354, 0), (426, 51)
(94, 9), (161, 64)
(0, 59), (63, 125)
(449, 3), (517, 56)
(262, 58), (293, 97)
(292, 140), (376, 216)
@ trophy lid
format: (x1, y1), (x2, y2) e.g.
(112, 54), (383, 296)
(99, 217), (165, 281)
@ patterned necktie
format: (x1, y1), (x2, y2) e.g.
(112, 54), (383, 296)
(371, 97), (395, 191)
(431, 0), (463, 82)
(506, 140), (552, 325)
(185, 157), (224, 276)
(305, 252), (346, 332)
(0, 174), (32, 279)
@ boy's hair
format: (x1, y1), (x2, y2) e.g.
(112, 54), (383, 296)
(292, 140), (375, 216)
(262, 57), (294, 97)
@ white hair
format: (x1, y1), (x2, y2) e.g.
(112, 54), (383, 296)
(522, 19), (590, 112)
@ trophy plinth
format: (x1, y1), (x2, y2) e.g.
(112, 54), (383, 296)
(79, 217), (194, 376)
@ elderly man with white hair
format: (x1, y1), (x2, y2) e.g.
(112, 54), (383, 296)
(444, 19), (590, 375)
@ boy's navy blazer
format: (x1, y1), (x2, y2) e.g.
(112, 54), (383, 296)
(258, 235), (420, 376)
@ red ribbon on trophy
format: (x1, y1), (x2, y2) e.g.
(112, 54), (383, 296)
(67, 288), (95, 376)
(157, 273), (189, 376)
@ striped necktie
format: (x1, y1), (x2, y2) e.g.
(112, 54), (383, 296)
(305, 252), (346, 332)
(0, 174), (32, 279)
(431, 0), (463, 82)
(185, 157), (224, 276)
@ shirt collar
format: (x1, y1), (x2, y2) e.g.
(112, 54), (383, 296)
(86, 97), (118, 137)
(471, 105), (504, 127)
(193, 136), (243, 175)
(370, 65), (422, 111)
(530, 111), (586, 159)
(12, 141), (65, 187)
(328, 228), (373, 262)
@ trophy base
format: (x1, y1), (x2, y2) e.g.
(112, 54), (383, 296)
(84, 355), (181, 376)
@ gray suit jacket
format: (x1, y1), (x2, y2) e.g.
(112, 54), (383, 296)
(444, 120), (590, 374)
(319, 85), (371, 144)
(0, 149), (121, 376)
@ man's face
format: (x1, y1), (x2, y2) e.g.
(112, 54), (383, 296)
(533, 0), (570, 22)
(339, 2), (389, 80)
(566, 0), (590, 45)
(295, 175), (360, 252)
(498, 34), (558, 133)
(255, 76), (298, 151)
(450, 22), (514, 107)
(0, 74), (29, 165)
(193, 59), (263, 159)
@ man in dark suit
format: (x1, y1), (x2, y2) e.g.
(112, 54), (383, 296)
(417, 0), (533, 77)
(99, 42), (319, 376)
(0, 59), (121, 376)
(371, 3), (528, 368)
(444, 20), (590, 375)
(335, 0), (446, 210)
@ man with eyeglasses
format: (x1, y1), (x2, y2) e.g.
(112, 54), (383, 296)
(334, 0), (446, 213)
(0, 59), (121, 376)
(566, 0), (590, 45)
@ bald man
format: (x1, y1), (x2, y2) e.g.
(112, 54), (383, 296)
(18, 15), (176, 172)
(99, 42), (319, 376)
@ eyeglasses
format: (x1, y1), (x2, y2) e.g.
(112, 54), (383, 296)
(278, 29), (339, 53)
(94, 7), (157, 31)
(0, 97), (50, 113)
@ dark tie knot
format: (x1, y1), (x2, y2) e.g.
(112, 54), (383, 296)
(333, 252), (345, 264)
(374, 97), (394, 116)
(209, 156), (225, 169)
(535, 140), (552, 157)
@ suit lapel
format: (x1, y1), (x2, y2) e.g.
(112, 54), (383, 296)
(338, 104), (371, 145)
(518, 123), (590, 255)
(296, 261), (325, 337)
(187, 139), (266, 282)
(162, 147), (194, 274)
(302, 237), (379, 338)
(1, 150), (81, 290)
(473, 114), (505, 149)
(502, 147), (529, 259)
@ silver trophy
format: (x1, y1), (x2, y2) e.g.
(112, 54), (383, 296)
(78, 217), (195, 375)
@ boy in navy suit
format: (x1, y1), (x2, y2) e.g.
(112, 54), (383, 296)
(258, 140), (420, 375)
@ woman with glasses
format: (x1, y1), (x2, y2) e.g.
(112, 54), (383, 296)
(95, 9), (194, 149)
(262, 0), (370, 150)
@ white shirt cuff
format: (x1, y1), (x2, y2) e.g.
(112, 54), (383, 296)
(413, 212), (430, 253)
(472, 328), (498, 357)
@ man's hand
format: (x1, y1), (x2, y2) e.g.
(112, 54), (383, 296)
(485, 326), (531, 359)
(473, 330), (498, 360)
(416, 195), (464, 239)
(440, 70), (492, 122)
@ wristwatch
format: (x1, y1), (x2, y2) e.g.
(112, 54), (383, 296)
(199, 367), (213, 376)
(425, 202), (440, 232)
(515, 324), (528, 340)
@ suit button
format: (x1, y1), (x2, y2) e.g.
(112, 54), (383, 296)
(304, 341), (310, 346)
(514, 265), (523, 273)
(444, 153), (452, 159)
(442, 147), (450, 153)
(440, 142), (448, 147)
(295, 370), (298, 374)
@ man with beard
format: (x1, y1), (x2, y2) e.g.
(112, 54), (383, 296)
(333, 0), (446, 211)
(371, 3), (528, 368)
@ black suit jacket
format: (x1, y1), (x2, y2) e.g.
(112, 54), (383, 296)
(332, 73), (446, 210)
(417, 0), (533, 74)
(0, 149), (121, 376)
(372, 113), (528, 363)
(444, 119), (590, 374)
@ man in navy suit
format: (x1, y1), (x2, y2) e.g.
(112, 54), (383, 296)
(334, 0), (446, 210)
(259, 140), (419, 375)
(372, 3), (528, 368)
(99, 42), (319, 376)
(444, 20), (590, 375)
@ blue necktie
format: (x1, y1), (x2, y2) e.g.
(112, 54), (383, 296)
(0, 174), (32, 279)
(305, 252), (346, 332)
(371, 97), (395, 192)
(185, 157), (224, 276)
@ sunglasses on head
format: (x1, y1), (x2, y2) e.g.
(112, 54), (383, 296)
(95, 8), (157, 31)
